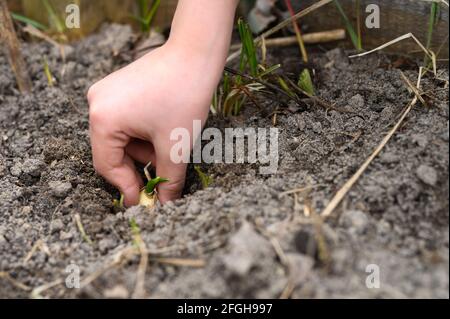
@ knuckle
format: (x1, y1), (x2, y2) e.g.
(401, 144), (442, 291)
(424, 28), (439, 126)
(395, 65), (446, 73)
(86, 82), (99, 103)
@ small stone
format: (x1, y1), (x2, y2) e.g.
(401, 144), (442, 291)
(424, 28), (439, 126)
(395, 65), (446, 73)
(48, 181), (72, 198)
(312, 121), (322, 133)
(348, 94), (365, 109)
(222, 221), (273, 276)
(411, 134), (428, 148)
(50, 219), (64, 233)
(60, 231), (73, 240)
(10, 163), (22, 177)
(339, 210), (369, 234)
(103, 285), (129, 299)
(285, 253), (314, 285)
(416, 165), (438, 186)
(98, 238), (116, 253)
(380, 152), (399, 164)
(21, 206), (32, 214)
(21, 158), (46, 177)
(187, 200), (201, 215)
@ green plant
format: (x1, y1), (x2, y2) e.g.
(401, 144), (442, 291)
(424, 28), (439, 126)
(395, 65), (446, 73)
(145, 176), (169, 194)
(194, 166), (213, 189)
(334, 0), (362, 51)
(11, 12), (48, 31)
(41, 0), (65, 34)
(43, 57), (54, 87)
(424, 1), (439, 66)
(284, 0), (315, 96)
(212, 18), (280, 116)
(134, 0), (161, 34)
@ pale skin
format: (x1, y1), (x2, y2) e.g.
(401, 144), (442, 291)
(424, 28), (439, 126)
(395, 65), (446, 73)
(88, 0), (240, 206)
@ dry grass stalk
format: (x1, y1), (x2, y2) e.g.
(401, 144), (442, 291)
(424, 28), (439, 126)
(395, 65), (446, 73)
(349, 33), (437, 76)
(0, 0), (32, 93)
(151, 257), (206, 268)
(23, 239), (50, 264)
(0, 271), (32, 291)
(31, 279), (64, 299)
(131, 225), (149, 299)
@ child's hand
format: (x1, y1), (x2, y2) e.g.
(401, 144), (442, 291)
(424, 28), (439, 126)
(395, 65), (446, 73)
(87, 43), (222, 206)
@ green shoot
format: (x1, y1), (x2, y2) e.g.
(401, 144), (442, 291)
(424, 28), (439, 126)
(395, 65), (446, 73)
(212, 19), (284, 117)
(334, 0), (362, 51)
(129, 218), (142, 248)
(113, 194), (124, 209)
(424, 2), (438, 66)
(194, 166), (213, 189)
(355, 0), (362, 51)
(11, 12), (48, 31)
(238, 18), (258, 77)
(134, 0), (161, 34)
(284, 0), (308, 62)
(298, 69), (314, 96)
(74, 213), (93, 245)
(145, 176), (168, 194)
(43, 57), (54, 87)
(284, 0), (315, 96)
(278, 77), (296, 98)
(41, 0), (65, 34)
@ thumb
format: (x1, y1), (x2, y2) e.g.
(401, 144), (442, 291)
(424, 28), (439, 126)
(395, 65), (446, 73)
(155, 152), (187, 205)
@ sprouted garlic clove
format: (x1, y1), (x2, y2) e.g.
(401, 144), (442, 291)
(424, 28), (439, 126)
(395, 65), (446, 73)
(139, 188), (156, 209)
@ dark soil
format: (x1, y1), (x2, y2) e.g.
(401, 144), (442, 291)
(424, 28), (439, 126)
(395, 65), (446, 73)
(0, 24), (448, 298)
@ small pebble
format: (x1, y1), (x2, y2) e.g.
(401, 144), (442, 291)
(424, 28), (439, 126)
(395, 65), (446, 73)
(51, 219), (64, 233)
(49, 181), (73, 198)
(416, 165), (438, 186)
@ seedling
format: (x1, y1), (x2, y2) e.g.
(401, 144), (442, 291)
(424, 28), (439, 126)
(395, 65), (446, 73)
(212, 19), (281, 116)
(194, 165), (213, 189)
(133, 0), (161, 34)
(284, 0), (315, 96)
(11, 12), (48, 31)
(139, 161), (168, 208)
(424, 1), (439, 66)
(41, 0), (65, 35)
(43, 57), (54, 87)
(334, 0), (362, 52)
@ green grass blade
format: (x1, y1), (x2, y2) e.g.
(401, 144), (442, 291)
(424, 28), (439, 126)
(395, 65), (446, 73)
(238, 18), (258, 77)
(298, 69), (314, 96)
(11, 13), (48, 31)
(334, 0), (360, 51)
(424, 2), (438, 65)
(194, 166), (213, 189)
(41, 0), (65, 33)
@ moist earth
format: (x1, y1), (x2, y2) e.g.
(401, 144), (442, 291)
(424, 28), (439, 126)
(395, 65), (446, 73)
(0, 24), (448, 298)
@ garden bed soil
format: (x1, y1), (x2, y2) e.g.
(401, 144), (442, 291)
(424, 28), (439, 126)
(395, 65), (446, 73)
(0, 24), (448, 298)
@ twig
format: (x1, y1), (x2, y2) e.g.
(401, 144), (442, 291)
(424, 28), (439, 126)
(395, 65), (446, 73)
(151, 257), (206, 268)
(31, 279), (63, 299)
(0, 0), (32, 93)
(0, 272), (32, 291)
(321, 69), (423, 218)
(230, 29), (345, 50)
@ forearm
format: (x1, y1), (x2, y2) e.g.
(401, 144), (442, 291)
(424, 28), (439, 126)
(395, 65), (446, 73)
(167, 0), (239, 74)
